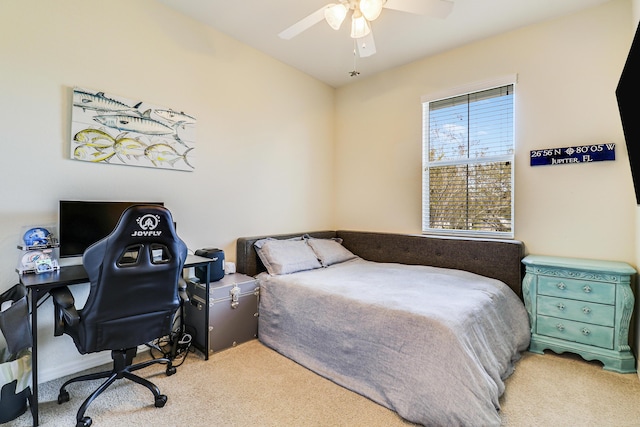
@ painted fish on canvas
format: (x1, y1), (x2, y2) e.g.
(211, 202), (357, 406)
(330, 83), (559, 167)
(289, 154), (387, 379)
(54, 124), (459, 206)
(154, 109), (196, 125)
(73, 144), (116, 163)
(145, 143), (194, 169)
(73, 128), (115, 148)
(73, 89), (141, 113)
(93, 110), (188, 146)
(93, 112), (173, 135)
(113, 136), (147, 162)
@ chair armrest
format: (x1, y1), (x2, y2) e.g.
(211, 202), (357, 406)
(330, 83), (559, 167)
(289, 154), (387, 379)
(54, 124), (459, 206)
(50, 286), (79, 336)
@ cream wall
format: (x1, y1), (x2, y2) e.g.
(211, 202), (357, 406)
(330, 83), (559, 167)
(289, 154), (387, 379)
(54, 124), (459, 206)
(0, 0), (334, 381)
(335, 0), (636, 266)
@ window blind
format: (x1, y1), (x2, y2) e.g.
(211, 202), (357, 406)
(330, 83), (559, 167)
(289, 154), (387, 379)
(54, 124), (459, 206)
(422, 84), (514, 237)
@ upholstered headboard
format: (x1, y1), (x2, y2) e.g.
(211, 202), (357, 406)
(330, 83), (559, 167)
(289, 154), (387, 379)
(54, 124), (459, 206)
(236, 230), (525, 298)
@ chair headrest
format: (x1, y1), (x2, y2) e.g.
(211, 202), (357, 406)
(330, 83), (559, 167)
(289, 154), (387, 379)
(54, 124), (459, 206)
(82, 204), (185, 273)
(109, 205), (178, 244)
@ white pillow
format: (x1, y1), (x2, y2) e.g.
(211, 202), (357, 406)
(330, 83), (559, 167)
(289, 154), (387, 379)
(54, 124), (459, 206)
(306, 238), (357, 267)
(254, 238), (321, 275)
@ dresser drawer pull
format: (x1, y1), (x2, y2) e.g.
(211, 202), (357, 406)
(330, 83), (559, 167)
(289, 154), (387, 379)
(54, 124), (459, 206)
(582, 307), (592, 315)
(582, 285), (592, 293)
(556, 303), (566, 311)
(581, 328), (591, 336)
(556, 282), (566, 290)
(556, 324), (565, 331)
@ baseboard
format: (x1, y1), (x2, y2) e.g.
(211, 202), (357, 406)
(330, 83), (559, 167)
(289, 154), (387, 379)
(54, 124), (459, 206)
(37, 346), (151, 384)
(38, 352), (112, 384)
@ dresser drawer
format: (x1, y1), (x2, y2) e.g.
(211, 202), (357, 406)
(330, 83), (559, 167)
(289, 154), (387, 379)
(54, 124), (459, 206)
(537, 276), (615, 305)
(537, 295), (615, 327)
(536, 315), (614, 349)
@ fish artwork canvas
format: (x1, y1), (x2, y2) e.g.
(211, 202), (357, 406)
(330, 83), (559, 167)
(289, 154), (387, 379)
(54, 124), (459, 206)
(70, 87), (196, 171)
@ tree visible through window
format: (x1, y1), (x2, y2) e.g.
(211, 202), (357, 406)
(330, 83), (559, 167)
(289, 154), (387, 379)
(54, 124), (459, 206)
(422, 83), (514, 237)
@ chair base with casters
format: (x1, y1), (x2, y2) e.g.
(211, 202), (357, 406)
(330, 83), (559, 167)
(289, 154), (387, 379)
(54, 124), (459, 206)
(57, 347), (176, 427)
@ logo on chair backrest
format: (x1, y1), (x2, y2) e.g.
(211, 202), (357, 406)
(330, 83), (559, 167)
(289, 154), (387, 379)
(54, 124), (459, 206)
(131, 214), (163, 237)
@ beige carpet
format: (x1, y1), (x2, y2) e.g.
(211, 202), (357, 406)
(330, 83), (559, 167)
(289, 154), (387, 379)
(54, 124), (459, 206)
(8, 340), (640, 427)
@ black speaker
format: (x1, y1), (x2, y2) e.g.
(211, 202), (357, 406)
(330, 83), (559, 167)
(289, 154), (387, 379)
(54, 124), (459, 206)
(616, 21), (640, 204)
(194, 248), (225, 282)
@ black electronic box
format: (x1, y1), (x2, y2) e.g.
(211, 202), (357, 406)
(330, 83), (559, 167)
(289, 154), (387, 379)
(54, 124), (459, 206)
(194, 248), (225, 282)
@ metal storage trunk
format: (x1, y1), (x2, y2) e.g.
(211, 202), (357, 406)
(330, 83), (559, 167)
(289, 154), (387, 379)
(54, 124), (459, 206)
(185, 273), (259, 357)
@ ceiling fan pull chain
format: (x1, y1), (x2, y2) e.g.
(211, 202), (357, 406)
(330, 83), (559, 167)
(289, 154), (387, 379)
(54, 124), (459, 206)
(350, 40), (361, 77)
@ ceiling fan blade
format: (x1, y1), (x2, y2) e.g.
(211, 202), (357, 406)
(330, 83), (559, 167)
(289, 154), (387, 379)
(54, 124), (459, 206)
(278, 5), (330, 40)
(357, 31), (377, 58)
(383, 0), (454, 19)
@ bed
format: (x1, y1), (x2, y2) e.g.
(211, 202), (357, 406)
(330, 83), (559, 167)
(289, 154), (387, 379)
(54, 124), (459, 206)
(236, 231), (530, 426)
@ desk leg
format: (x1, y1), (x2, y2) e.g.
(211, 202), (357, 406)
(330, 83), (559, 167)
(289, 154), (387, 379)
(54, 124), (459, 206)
(29, 288), (39, 427)
(203, 264), (211, 361)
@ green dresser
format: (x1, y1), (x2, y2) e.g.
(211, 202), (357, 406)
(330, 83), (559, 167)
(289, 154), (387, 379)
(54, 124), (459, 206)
(522, 255), (636, 373)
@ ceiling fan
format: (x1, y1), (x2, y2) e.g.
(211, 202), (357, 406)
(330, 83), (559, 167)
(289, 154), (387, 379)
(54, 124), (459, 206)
(278, 0), (454, 58)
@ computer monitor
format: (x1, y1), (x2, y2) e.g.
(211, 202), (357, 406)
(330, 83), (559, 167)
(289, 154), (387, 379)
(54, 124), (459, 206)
(58, 200), (164, 258)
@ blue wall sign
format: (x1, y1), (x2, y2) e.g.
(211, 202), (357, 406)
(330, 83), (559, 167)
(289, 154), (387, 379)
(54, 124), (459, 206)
(530, 143), (615, 166)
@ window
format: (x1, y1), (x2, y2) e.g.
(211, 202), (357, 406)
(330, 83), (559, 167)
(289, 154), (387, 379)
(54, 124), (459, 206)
(422, 77), (515, 238)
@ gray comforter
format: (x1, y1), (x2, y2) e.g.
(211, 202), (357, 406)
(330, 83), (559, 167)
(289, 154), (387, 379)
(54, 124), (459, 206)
(257, 258), (530, 426)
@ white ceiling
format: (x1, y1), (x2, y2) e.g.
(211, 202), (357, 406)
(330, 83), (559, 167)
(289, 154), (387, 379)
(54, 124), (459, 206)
(156, 0), (612, 88)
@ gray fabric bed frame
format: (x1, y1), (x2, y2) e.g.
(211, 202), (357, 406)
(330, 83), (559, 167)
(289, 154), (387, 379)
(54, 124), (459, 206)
(236, 230), (525, 297)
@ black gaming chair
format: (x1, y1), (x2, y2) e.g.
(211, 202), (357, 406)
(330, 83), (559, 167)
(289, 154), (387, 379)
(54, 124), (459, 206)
(50, 205), (187, 427)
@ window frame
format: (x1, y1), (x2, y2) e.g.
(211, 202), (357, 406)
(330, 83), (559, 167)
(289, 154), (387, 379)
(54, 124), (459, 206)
(421, 75), (517, 239)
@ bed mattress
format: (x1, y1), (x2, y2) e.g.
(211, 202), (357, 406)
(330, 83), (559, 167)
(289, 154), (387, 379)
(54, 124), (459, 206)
(257, 258), (530, 426)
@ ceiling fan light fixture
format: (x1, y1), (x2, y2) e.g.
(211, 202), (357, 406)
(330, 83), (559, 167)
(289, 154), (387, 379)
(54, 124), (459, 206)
(360, 0), (385, 21)
(350, 9), (371, 39)
(324, 3), (348, 30)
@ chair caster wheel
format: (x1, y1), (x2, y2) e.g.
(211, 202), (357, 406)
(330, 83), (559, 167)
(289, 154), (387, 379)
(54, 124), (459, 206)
(155, 394), (168, 408)
(77, 416), (92, 427)
(166, 366), (177, 376)
(57, 390), (70, 404)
